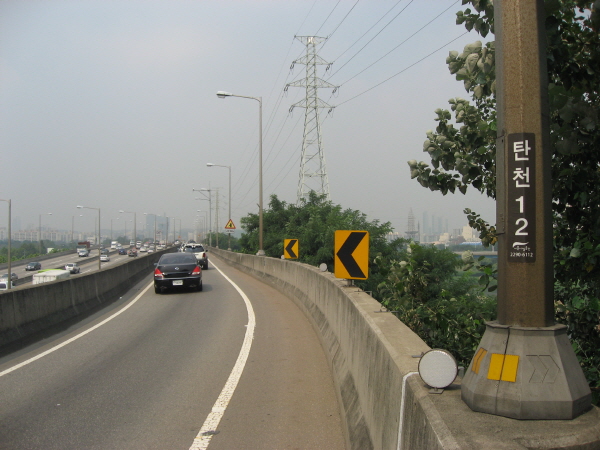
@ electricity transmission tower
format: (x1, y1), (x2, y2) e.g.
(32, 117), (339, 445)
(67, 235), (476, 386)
(286, 36), (338, 204)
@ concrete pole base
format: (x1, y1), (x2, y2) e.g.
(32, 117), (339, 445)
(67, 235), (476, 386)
(462, 321), (592, 419)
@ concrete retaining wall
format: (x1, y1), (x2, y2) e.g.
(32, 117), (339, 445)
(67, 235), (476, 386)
(0, 250), (169, 348)
(210, 249), (600, 450)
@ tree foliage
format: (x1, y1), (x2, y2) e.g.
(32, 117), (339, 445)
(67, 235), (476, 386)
(240, 192), (395, 293)
(408, 0), (600, 402)
(0, 241), (47, 263)
(375, 242), (496, 366)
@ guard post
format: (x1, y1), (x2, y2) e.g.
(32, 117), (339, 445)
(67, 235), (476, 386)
(461, 0), (592, 419)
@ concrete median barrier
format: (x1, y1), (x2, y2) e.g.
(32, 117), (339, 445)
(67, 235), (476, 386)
(0, 249), (171, 349)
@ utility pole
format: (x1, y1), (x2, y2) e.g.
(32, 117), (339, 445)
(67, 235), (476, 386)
(287, 36), (338, 204)
(215, 188), (219, 249)
(461, 0), (591, 419)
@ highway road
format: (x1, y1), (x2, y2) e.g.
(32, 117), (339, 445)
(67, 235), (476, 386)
(5, 248), (145, 286)
(0, 253), (345, 450)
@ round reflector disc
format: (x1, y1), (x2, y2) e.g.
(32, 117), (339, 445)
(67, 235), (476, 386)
(418, 349), (458, 389)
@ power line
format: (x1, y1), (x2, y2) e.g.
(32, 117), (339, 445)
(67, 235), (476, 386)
(327, 0), (414, 79)
(229, 0), (467, 216)
(327, 0), (405, 63)
(314, 0), (342, 36)
(336, 31), (468, 107)
(295, 0), (319, 35)
(322, 0), (361, 44)
(333, 0), (460, 85)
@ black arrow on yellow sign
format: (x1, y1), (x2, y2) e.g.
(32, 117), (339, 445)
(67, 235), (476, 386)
(284, 239), (298, 259)
(334, 230), (369, 279)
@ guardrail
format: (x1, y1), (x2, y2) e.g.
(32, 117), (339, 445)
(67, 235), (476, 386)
(209, 248), (600, 450)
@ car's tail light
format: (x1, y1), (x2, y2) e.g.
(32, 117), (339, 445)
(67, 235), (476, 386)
(192, 266), (201, 275)
(154, 268), (164, 279)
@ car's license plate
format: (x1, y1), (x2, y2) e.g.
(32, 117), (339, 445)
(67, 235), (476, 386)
(172, 280), (183, 286)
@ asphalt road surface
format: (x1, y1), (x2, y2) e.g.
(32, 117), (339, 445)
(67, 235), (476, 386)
(0, 253), (345, 450)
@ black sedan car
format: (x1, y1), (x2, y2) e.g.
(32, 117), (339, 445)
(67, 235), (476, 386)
(118, 248), (128, 255)
(25, 262), (42, 271)
(154, 252), (202, 294)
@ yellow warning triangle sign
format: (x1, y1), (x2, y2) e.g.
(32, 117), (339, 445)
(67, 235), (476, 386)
(225, 219), (236, 230)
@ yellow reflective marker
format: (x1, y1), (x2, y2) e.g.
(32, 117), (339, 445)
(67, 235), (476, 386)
(501, 355), (519, 382)
(471, 348), (488, 374)
(487, 353), (519, 382)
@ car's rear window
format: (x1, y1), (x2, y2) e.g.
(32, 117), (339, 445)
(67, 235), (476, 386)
(159, 254), (196, 264)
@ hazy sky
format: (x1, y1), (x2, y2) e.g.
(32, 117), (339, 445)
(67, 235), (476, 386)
(0, 0), (495, 238)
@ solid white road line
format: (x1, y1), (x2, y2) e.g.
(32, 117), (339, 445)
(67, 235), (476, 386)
(188, 260), (256, 450)
(0, 281), (153, 378)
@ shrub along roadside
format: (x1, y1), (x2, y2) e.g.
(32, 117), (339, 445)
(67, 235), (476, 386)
(374, 242), (497, 368)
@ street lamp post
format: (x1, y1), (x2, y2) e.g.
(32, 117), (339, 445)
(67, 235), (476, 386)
(110, 218), (116, 242)
(0, 198), (11, 289)
(172, 218), (181, 242)
(38, 212), (52, 254)
(193, 188), (212, 247)
(77, 205), (101, 271)
(71, 214), (83, 244)
(194, 217), (201, 243)
(197, 210), (207, 243)
(216, 90), (264, 256)
(207, 163), (232, 250)
(144, 213), (157, 251)
(119, 210), (137, 246)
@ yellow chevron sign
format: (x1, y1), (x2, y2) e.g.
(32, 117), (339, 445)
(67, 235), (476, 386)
(283, 239), (299, 259)
(334, 230), (369, 280)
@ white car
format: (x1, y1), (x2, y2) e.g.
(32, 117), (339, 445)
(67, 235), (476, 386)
(183, 244), (208, 270)
(100, 254), (110, 262)
(139, 246), (148, 252)
(64, 263), (81, 274)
